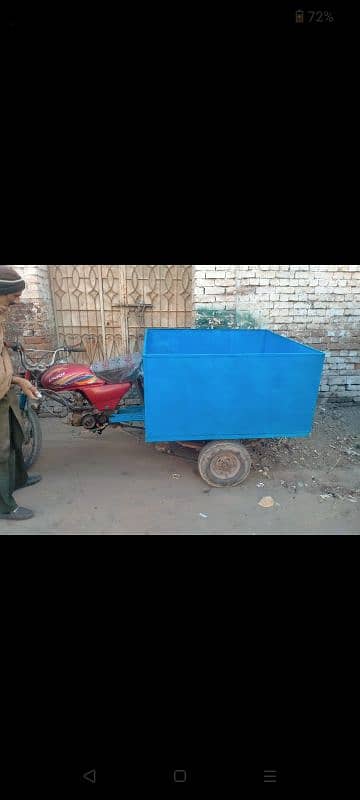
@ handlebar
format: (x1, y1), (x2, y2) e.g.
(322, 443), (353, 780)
(67, 347), (86, 353)
(8, 342), (86, 371)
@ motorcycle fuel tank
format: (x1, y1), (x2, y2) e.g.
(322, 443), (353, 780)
(41, 363), (105, 391)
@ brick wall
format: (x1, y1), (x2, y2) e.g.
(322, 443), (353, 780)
(193, 265), (360, 402)
(193, 266), (239, 324)
(5, 265), (56, 348)
(5, 265), (359, 401)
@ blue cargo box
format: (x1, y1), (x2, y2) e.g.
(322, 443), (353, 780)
(143, 329), (325, 443)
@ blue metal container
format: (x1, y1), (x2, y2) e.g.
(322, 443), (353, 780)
(143, 328), (325, 442)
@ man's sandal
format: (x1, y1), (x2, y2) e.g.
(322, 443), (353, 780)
(0, 506), (34, 521)
(21, 474), (42, 488)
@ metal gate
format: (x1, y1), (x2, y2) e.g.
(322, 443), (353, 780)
(49, 265), (193, 361)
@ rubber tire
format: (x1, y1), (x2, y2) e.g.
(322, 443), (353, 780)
(198, 441), (252, 488)
(21, 405), (43, 470)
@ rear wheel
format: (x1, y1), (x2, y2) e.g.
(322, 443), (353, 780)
(198, 441), (251, 488)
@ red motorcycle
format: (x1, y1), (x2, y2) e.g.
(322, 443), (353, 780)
(10, 342), (144, 469)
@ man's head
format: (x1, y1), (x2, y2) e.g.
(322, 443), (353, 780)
(0, 266), (26, 310)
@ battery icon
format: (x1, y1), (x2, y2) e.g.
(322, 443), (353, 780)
(295, 9), (304, 23)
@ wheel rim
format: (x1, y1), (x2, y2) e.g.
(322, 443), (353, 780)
(210, 452), (241, 481)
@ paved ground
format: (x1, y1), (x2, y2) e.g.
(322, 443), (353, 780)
(1, 402), (359, 534)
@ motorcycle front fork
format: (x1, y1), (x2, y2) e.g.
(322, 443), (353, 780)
(19, 392), (27, 411)
(19, 392), (42, 413)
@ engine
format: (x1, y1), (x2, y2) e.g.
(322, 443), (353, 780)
(70, 411), (108, 430)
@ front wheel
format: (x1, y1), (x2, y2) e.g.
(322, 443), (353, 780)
(198, 441), (252, 488)
(21, 404), (43, 470)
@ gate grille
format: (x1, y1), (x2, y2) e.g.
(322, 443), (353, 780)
(49, 265), (193, 361)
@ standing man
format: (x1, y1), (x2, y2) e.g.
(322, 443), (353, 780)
(0, 266), (42, 522)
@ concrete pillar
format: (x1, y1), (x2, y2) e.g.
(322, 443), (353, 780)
(6, 265), (56, 347)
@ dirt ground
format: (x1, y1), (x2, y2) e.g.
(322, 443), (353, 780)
(1, 401), (359, 535)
